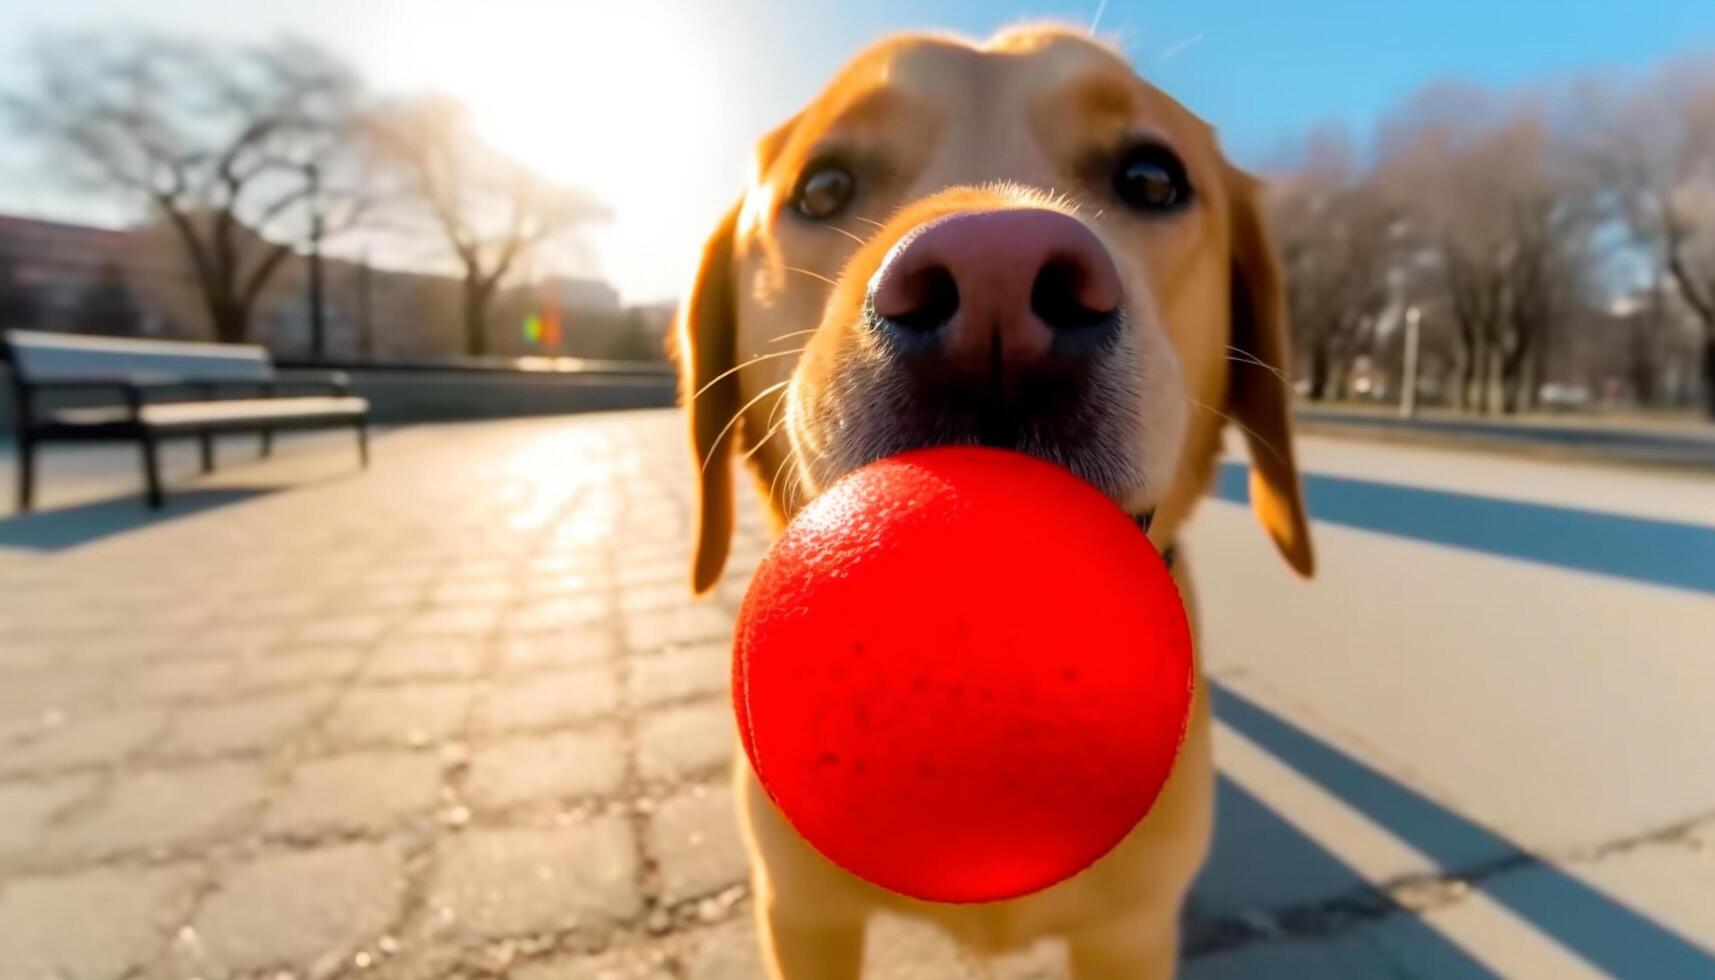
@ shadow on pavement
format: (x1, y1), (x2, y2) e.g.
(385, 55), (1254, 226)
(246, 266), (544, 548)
(1190, 775), (1500, 976)
(1209, 682), (1715, 977)
(1214, 461), (1715, 596)
(0, 488), (270, 552)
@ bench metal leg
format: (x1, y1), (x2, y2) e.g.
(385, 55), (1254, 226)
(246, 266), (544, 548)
(15, 437), (35, 513)
(259, 430), (273, 458)
(199, 433), (215, 473)
(356, 422), (370, 468)
(140, 435), (164, 509)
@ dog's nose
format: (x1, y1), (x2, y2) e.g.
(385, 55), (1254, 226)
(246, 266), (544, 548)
(868, 209), (1122, 376)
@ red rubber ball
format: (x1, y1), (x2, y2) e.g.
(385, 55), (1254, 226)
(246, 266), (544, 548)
(732, 446), (1194, 904)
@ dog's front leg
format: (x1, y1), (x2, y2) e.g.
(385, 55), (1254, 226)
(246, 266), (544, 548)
(1066, 910), (1179, 980)
(755, 899), (867, 980)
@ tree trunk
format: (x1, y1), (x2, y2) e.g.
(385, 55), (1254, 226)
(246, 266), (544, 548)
(1307, 341), (1331, 401)
(1702, 335), (1715, 420)
(208, 294), (248, 345)
(463, 282), (491, 357)
(1500, 339), (1529, 415)
(1458, 334), (1484, 412)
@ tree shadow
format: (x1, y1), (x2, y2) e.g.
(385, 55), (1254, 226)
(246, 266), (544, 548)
(0, 488), (270, 552)
(1202, 681), (1715, 977)
(1189, 774), (1501, 977)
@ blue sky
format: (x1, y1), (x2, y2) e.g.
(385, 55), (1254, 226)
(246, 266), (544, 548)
(3, 0), (1715, 301)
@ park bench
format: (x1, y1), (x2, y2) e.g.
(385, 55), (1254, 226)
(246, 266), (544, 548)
(4, 329), (369, 510)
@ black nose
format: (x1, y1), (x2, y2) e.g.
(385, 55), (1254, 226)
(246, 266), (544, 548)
(867, 208), (1122, 382)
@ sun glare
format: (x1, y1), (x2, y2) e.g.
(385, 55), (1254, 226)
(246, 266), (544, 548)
(405, 2), (730, 299)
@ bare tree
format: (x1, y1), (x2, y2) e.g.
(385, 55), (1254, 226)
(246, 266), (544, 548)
(1268, 130), (1400, 400)
(1592, 63), (1715, 417)
(366, 97), (606, 357)
(4, 33), (367, 344)
(1379, 95), (1594, 414)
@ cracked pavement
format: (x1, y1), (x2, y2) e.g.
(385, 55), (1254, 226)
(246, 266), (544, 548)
(1, 412), (1713, 979)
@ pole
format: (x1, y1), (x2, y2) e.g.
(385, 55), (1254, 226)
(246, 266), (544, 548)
(357, 250), (373, 359)
(1400, 306), (1421, 419)
(306, 163), (326, 360)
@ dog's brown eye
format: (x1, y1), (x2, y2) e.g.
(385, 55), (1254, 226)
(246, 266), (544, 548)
(1113, 144), (1192, 213)
(793, 164), (856, 220)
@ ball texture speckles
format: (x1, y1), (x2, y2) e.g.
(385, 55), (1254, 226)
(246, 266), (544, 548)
(733, 446), (1194, 903)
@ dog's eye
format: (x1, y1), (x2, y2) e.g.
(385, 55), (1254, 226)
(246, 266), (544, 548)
(793, 163), (856, 220)
(1112, 144), (1193, 213)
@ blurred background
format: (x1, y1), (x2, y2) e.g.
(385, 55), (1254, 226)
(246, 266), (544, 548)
(0, 0), (1712, 418)
(1, 4), (1713, 980)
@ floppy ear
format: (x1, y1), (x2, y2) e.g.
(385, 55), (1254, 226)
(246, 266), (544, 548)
(675, 203), (743, 595)
(1226, 166), (1314, 577)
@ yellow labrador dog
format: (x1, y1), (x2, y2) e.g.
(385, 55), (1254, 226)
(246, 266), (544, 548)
(674, 24), (1313, 980)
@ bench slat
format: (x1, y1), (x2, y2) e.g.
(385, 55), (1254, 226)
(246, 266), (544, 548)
(6, 329), (276, 383)
(48, 397), (368, 433)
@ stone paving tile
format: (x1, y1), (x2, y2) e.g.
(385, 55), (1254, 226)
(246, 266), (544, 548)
(425, 820), (641, 939)
(174, 843), (406, 978)
(0, 772), (99, 858)
(237, 645), (366, 690)
(680, 917), (767, 980)
(397, 605), (503, 639)
(130, 658), (242, 701)
(0, 705), (170, 775)
(629, 643), (730, 707)
(264, 749), (445, 837)
(363, 637), (487, 682)
(0, 640), (66, 673)
(464, 728), (627, 809)
(499, 629), (619, 673)
(617, 560), (691, 591)
(505, 596), (613, 634)
(54, 760), (266, 859)
(0, 864), (201, 980)
(647, 784), (749, 905)
(479, 666), (619, 732)
(288, 612), (397, 647)
(636, 703), (736, 783)
(167, 623), (293, 660)
(60, 629), (185, 665)
(512, 947), (674, 980)
(519, 569), (611, 600)
(624, 606), (733, 654)
(154, 688), (330, 758)
(619, 583), (696, 616)
(324, 682), (471, 748)
(432, 578), (519, 606)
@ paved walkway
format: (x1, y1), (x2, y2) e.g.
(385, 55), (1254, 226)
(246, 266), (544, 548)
(1, 412), (1712, 979)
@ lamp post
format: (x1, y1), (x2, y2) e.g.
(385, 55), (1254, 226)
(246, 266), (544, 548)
(1400, 305), (1422, 419)
(306, 162), (327, 360)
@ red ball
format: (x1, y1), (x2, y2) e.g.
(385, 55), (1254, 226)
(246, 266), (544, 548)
(732, 446), (1194, 904)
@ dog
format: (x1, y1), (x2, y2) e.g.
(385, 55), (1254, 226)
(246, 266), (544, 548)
(673, 24), (1313, 980)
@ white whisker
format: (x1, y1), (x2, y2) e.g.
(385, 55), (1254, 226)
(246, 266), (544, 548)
(764, 328), (818, 346)
(689, 348), (803, 404)
(784, 265), (839, 287)
(1226, 346), (1290, 385)
(702, 379), (790, 475)
(1187, 397), (1285, 466)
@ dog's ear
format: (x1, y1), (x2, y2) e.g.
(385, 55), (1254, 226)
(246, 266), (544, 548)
(1225, 165), (1314, 577)
(676, 202), (743, 595)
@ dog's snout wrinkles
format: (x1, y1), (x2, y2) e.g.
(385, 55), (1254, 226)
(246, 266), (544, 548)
(868, 209), (1122, 375)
